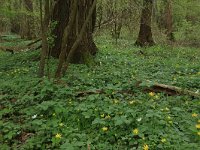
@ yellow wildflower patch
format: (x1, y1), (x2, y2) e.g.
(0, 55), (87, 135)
(197, 132), (200, 136)
(143, 144), (149, 150)
(192, 113), (198, 117)
(168, 121), (173, 124)
(167, 116), (171, 120)
(196, 124), (200, 129)
(161, 138), (167, 143)
(105, 115), (111, 119)
(55, 133), (62, 139)
(149, 92), (155, 97)
(165, 107), (169, 111)
(59, 123), (64, 127)
(102, 127), (108, 131)
(132, 128), (139, 135)
(100, 114), (105, 118)
(113, 99), (119, 104)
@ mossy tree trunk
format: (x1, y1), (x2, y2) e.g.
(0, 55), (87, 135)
(51, 0), (97, 63)
(135, 0), (155, 47)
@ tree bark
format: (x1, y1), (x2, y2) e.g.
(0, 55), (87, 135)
(50, 0), (98, 63)
(158, 0), (175, 41)
(135, 0), (155, 47)
(24, 0), (35, 39)
(38, 0), (50, 77)
(164, 0), (175, 41)
(55, 0), (78, 78)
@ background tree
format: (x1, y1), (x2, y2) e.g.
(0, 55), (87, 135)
(23, 0), (35, 39)
(158, 0), (174, 41)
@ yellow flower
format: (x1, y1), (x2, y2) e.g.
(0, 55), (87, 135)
(100, 114), (105, 118)
(143, 144), (149, 150)
(167, 116), (171, 120)
(114, 99), (119, 104)
(165, 107), (169, 111)
(168, 121), (173, 124)
(102, 127), (108, 131)
(192, 113), (198, 117)
(59, 123), (64, 127)
(105, 115), (111, 119)
(161, 138), (167, 143)
(118, 111), (123, 115)
(132, 128), (139, 135)
(198, 120), (200, 123)
(197, 132), (200, 136)
(149, 92), (155, 97)
(55, 133), (62, 139)
(53, 113), (56, 116)
(154, 95), (159, 99)
(196, 124), (200, 129)
(129, 101), (134, 104)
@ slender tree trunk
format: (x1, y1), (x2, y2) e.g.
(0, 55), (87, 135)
(38, 0), (50, 77)
(165, 0), (175, 41)
(9, 0), (21, 34)
(158, 0), (175, 41)
(135, 0), (155, 47)
(24, 0), (35, 39)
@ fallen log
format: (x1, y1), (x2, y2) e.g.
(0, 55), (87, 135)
(145, 81), (200, 98)
(75, 80), (200, 98)
(0, 46), (14, 54)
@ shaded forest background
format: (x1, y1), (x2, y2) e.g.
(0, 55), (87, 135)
(0, 0), (200, 46)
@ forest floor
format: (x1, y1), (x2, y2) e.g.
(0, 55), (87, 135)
(0, 35), (200, 149)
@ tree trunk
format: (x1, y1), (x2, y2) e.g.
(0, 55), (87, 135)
(158, 0), (175, 41)
(51, 0), (98, 63)
(38, 0), (50, 77)
(164, 0), (175, 41)
(135, 0), (155, 47)
(9, 0), (21, 34)
(24, 0), (35, 39)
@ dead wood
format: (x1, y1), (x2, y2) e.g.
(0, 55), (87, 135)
(75, 80), (200, 98)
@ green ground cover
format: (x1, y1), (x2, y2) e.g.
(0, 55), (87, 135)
(0, 36), (200, 149)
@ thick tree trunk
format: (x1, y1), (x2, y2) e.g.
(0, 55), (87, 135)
(51, 0), (97, 63)
(51, 0), (70, 58)
(135, 0), (155, 47)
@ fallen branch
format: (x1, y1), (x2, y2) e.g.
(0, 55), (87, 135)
(27, 38), (41, 47)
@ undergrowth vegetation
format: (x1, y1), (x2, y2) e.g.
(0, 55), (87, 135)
(0, 36), (200, 149)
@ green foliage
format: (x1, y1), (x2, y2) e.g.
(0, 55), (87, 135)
(0, 37), (200, 149)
